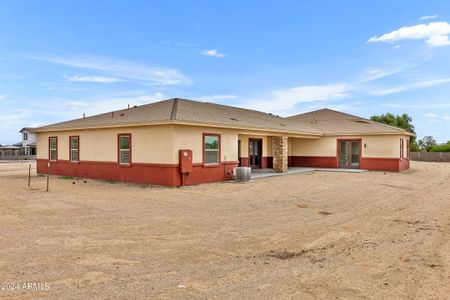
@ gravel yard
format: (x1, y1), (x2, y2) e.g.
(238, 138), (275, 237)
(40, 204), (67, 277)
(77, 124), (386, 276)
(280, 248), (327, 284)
(0, 161), (449, 299)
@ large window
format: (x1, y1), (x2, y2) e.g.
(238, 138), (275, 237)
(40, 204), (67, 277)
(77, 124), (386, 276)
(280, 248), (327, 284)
(203, 134), (220, 165)
(118, 134), (131, 164)
(70, 136), (79, 162)
(49, 137), (58, 161)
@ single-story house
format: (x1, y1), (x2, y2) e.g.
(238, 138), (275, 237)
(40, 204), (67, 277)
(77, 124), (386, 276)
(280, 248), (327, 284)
(0, 145), (22, 158)
(35, 98), (413, 186)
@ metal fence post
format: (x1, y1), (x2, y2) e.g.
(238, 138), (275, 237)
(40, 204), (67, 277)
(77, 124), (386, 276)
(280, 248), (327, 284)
(46, 162), (50, 192)
(28, 163), (31, 187)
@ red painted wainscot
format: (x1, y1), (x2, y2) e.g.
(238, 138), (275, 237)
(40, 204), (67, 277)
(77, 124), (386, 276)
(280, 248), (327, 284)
(37, 159), (238, 187)
(238, 156), (272, 168)
(361, 157), (409, 172)
(289, 156), (409, 171)
(288, 156), (338, 168)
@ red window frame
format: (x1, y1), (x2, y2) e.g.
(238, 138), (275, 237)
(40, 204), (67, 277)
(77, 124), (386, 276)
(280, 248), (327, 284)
(406, 138), (410, 159)
(48, 136), (58, 161)
(202, 133), (221, 166)
(117, 133), (132, 165)
(69, 136), (80, 163)
(336, 138), (362, 169)
(400, 138), (404, 159)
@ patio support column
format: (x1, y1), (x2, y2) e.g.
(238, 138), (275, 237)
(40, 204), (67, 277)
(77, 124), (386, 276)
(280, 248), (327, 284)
(272, 136), (288, 173)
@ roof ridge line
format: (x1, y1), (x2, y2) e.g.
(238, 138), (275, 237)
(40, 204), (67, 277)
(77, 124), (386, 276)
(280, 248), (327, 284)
(176, 97), (290, 119)
(170, 99), (179, 120)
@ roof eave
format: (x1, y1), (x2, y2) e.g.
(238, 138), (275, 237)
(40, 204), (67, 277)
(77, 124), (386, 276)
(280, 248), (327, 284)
(35, 120), (323, 137)
(322, 131), (415, 137)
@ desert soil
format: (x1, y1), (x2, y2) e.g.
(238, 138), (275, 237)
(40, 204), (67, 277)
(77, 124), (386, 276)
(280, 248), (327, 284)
(0, 161), (449, 299)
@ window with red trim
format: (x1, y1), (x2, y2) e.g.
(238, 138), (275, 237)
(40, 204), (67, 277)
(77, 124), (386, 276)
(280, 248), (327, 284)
(203, 134), (220, 165)
(406, 139), (410, 158)
(49, 137), (58, 161)
(400, 138), (404, 159)
(118, 134), (131, 164)
(70, 136), (79, 162)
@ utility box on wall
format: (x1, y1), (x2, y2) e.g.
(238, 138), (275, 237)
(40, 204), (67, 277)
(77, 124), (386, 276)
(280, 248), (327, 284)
(179, 149), (193, 173)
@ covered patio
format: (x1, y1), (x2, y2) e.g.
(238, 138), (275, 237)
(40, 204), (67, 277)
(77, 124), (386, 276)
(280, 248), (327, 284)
(238, 134), (322, 172)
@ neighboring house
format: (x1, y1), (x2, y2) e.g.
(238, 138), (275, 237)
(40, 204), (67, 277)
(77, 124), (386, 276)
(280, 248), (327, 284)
(19, 127), (37, 155)
(0, 145), (22, 158)
(35, 98), (413, 187)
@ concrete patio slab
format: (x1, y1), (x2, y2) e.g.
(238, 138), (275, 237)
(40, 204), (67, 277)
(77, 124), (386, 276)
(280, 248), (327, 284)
(251, 167), (367, 179)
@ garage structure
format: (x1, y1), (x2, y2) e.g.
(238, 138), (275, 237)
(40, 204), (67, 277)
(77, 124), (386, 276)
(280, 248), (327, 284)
(35, 98), (413, 186)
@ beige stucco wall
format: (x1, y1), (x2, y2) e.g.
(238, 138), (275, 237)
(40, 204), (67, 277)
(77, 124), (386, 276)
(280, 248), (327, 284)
(172, 125), (239, 163)
(289, 135), (410, 158)
(289, 137), (337, 157)
(36, 125), (176, 163)
(36, 123), (411, 164)
(238, 135), (273, 157)
(362, 135), (408, 158)
(37, 124), (240, 164)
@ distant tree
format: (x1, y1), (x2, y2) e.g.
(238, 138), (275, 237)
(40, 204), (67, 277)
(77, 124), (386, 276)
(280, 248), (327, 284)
(370, 113), (418, 150)
(418, 136), (437, 151)
(430, 141), (450, 152)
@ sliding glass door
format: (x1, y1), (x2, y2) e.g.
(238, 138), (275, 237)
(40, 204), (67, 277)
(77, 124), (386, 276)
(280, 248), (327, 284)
(248, 139), (262, 168)
(339, 140), (361, 169)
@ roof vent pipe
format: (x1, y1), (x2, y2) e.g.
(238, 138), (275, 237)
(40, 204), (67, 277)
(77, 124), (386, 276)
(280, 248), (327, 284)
(128, 104), (130, 109)
(83, 113), (85, 119)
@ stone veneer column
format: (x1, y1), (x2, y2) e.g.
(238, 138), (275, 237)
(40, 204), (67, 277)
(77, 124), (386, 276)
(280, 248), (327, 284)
(272, 136), (288, 173)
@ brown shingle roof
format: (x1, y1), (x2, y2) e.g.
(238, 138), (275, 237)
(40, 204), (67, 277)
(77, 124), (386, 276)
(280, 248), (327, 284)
(36, 100), (412, 136)
(287, 108), (413, 135)
(36, 98), (322, 135)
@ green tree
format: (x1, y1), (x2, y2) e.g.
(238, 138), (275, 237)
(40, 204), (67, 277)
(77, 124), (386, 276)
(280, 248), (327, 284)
(418, 136), (437, 151)
(370, 113), (418, 150)
(430, 141), (450, 152)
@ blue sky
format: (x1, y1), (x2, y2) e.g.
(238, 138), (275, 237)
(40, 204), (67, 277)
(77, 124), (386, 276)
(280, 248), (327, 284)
(1, 0), (450, 144)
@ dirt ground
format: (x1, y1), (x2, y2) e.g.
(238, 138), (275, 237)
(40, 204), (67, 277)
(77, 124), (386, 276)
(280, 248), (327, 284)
(0, 161), (449, 299)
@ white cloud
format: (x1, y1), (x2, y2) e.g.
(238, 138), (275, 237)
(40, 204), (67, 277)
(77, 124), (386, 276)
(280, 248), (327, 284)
(302, 102), (365, 114)
(0, 92), (167, 144)
(420, 15), (438, 21)
(424, 112), (440, 123)
(29, 122), (47, 128)
(426, 34), (450, 46)
(444, 115), (450, 120)
(66, 101), (89, 110)
(0, 72), (36, 79)
(372, 78), (450, 96)
(65, 75), (124, 83)
(0, 95), (8, 100)
(135, 92), (165, 102)
(384, 103), (450, 109)
(359, 67), (404, 82)
(424, 112), (437, 118)
(368, 22), (450, 47)
(62, 92), (166, 116)
(0, 110), (33, 144)
(239, 83), (351, 114)
(29, 54), (191, 86)
(201, 49), (226, 58)
(199, 95), (238, 101)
